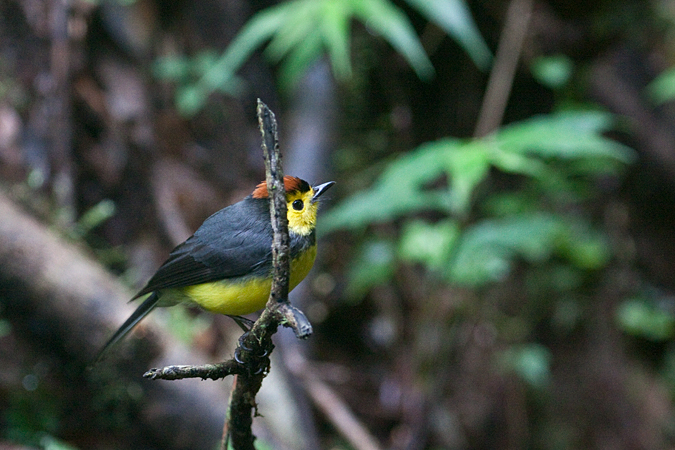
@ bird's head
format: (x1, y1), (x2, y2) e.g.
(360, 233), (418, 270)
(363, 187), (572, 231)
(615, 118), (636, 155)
(252, 176), (335, 236)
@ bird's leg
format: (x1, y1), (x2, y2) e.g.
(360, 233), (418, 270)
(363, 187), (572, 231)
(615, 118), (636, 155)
(227, 315), (255, 332)
(230, 316), (271, 376)
(233, 331), (269, 376)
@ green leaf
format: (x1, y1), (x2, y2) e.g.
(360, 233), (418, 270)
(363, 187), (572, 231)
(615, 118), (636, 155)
(616, 299), (675, 341)
(153, 55), (191, 81)
(321, 139), (459, 232)
(557, 223), (610, 270)
(352, 0), (434, 80)
(198, 2), (292, 92)
(449, 213), (566, 285)
(323, 111), (634, 235)
(40, 435), (80, 450)
(647, 66), (675, 105)
(265, 1), (321, 63)
(277, 25), (325, 91)
(176, 85), (209, 116)
(530, 55), (573, 89)
(404, 0), (492, 70)
(497, 111), (635, 163)
(399, 219), (460, 269)
(444, 141), (491, 215)
(77, 199), (116, 235)
(320, 0), (353, 80)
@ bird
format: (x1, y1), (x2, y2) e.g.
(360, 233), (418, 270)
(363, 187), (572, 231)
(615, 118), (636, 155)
(96, 176), (334, 361)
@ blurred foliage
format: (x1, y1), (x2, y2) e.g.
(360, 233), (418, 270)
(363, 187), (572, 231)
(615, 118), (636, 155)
(530, 55), (574, 90)
(498, 343), (552, 388)
(154, 0), (491, 115)
(616, 297), (675, 341)
(323, 111), (633, 291)
(647, 66), (675, 105)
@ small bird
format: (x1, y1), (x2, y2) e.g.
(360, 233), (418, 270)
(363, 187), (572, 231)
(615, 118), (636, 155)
(96, 176), (334, 361)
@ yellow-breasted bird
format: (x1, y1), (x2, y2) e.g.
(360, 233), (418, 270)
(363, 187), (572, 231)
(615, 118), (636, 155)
(96, 176), (334, 361)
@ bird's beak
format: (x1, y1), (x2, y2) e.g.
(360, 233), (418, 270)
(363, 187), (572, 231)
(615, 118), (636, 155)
(311, 181), (335, 203)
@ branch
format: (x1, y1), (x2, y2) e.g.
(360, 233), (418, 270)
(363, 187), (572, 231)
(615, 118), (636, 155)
(473, 0), (534, 137)
(144, 360), (244, 381)
(225, 99), (314, 450)
(143, 101), (313, 450)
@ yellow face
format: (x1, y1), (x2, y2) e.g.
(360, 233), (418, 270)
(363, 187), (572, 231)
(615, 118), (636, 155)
(286, 188), (320, 236)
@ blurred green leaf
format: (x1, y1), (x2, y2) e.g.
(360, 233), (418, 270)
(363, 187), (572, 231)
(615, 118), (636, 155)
(321, 139), (459, 232)
(324, 111), (633, 233)
(499, 344), (552, 388)
(557, 225), (610, 270)
(616, 299), (675, 341)
(264, 2), (321, 63)
(444, 141), (491, 214)
(176, 85), (210, 116)
(530, 55), (573, 89)
(497, 111), (635, 163)
(399, 219), (460, 269)
(449, 213), (611, 285)
(320, 0), (353, 79)
(647, 66), (675, 105)
(352, 0), (434, 80)
(157, 0), (496, 112)
(153, 55), (191, 81)
(449, 213), (566, 285)
(40, 435), (79, 450)
(404, 0), (492, 70)
(78, 199), (116, 234)
(277, 24), (326, 91)
(0, 318), (11, 338)
(68, 199), (116, 240)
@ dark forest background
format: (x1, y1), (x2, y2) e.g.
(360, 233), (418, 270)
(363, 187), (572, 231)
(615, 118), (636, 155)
(2, 0), (675, 449)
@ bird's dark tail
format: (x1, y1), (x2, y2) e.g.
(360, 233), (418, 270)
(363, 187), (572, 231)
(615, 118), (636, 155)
(93, 292), (160, 364)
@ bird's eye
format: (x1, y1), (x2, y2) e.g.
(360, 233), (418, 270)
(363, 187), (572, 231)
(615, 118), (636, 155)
(292, 199), (304, 211)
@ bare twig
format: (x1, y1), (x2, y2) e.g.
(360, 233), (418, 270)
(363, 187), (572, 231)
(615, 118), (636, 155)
(474, 0), (534, 137)
(144, 361), (245, 381)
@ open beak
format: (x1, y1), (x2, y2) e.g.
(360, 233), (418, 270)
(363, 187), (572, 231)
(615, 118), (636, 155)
(311, 181), (335, 203)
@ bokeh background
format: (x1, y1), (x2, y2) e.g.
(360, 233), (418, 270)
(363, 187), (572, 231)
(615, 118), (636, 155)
(1, 0), (675, 449)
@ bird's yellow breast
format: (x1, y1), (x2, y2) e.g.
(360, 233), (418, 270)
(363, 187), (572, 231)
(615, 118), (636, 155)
(181, 244), (317, 316)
